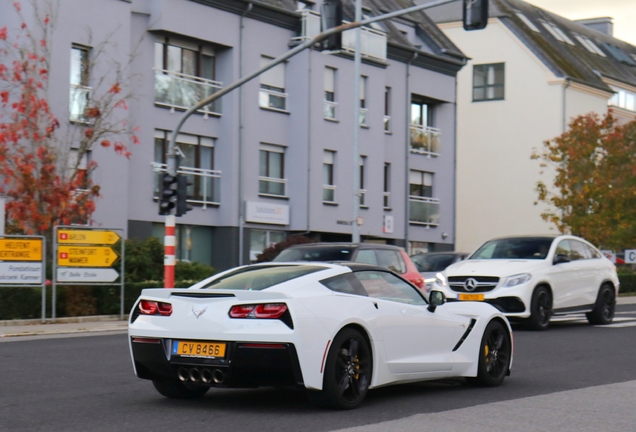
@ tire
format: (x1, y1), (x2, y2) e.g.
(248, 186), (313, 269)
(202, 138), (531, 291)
(308, 328), (372, 410)
(466, 320), (511, 387)
(152, 379), (209, 399)
(525, 286), (552, 331)
(586, 284), (616, 325)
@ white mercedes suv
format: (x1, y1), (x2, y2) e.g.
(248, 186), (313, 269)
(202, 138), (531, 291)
(432, 235), (619, 330)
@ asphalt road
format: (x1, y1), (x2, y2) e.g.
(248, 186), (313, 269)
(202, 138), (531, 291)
(2, 305), (636, 432)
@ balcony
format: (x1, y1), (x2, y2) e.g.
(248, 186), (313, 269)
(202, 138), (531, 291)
(259, 176), (287, 197)
(154, 69), (222, 116)
(410, 124), (441, 156)
(409, 196), (440, 226)
(323, 185), (336, 203)
(292, 10), (321, 42)
(324, 100), (337, 120)
(342, 25), (387, 61)
(152, 162), (221, 207)
(259, 87), (287, 111)
(69, 84), (91, 123)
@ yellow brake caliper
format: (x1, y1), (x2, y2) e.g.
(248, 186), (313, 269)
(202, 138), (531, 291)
(354, 355), (360, 379)
(484, 344), (490, 363)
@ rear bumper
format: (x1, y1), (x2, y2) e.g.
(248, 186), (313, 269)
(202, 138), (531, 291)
(131, 337), (304, 388)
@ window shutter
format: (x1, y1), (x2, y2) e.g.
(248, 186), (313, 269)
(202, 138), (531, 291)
(260, 56), (285, 89)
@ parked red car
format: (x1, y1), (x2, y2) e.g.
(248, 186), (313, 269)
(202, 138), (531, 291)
(273, 243), (425, 289)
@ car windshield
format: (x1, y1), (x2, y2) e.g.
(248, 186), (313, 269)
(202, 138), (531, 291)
(411, 254), (459, 272)
(470, 237), (554, 260)
(197, 265), (323, 290)
(274, 247), (355, 262)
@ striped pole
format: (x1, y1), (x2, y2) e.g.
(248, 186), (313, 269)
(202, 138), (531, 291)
(164, 215), (175, 288)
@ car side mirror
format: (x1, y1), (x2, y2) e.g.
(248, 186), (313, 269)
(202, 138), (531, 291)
(428, 290), (446, 312)
(553, 254), (570, 265)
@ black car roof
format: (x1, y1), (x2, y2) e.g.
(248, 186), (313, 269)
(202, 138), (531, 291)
(285, 243), (404, 251)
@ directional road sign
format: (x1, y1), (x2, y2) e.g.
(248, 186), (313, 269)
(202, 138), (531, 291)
(56, 268), (120, 283)
(58, 246), (119, 267)
(0, 262), (43, 284)
(0, 239), (43, 261)
(58, 229), (120, 245)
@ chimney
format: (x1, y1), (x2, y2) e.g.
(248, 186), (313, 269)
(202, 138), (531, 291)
(574, 17), (613, 37)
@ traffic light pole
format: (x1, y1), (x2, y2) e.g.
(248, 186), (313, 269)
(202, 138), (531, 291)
(162, 0), (460, 284)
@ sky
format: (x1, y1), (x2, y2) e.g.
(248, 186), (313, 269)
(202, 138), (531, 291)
(524, 0), (636, 46)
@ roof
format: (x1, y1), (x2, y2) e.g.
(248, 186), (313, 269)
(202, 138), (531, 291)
(424, 0), (636, 92)
(286, 242), (404, 250)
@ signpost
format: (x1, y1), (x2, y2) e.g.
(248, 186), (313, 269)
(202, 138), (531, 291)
(0, 235), (46, 323)
(53, 226), (125, 322)
(625, 250), (636, 264)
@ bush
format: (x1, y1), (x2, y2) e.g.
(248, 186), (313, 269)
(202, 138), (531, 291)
(618, 273), (636, 293)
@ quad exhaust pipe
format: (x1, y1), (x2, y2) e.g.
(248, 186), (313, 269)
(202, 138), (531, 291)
(177, 366), (225, 384)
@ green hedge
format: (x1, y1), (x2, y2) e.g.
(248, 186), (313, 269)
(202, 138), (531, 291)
(619, 274), (636, 294)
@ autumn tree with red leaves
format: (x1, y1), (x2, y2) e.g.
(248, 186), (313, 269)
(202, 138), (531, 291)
(532, 112), (636, 249)
(0, 1), (139, 239)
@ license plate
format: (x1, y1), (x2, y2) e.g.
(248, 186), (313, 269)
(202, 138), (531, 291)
(458, 293), (485, 301)
(172, 341), (226, 358)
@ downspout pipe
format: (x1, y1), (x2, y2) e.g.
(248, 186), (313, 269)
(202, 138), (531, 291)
(404, 52), (418, 251)
(238, 1), (253, 266)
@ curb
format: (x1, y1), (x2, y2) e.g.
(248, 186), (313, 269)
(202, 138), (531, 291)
(0, 315), (128, 327)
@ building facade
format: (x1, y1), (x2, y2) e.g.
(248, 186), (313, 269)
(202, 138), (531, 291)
(1, 0), (467, 271)
(426, 0), (636, 253)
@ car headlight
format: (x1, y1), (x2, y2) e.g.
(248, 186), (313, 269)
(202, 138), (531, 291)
(435, 273), (447, 287)
(503, 273), (532, 287)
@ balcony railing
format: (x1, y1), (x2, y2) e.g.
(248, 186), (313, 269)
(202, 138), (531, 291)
(324, 100), (337, 120)
(259, 87), (287, 111)
(291, 10), (321, 42)
(342, 25), (387, 61)
(69, 84), (91, 123)
(384, 115), (391, 132)
(259, 176), (287, 196)
(409, 196), (440, 225)
(152, 162), (221, 207)
(359, 108), (368, 126)
(410, 124), (441, 155)
(154, 69), (222, 116)
(323, 185), (336, 203)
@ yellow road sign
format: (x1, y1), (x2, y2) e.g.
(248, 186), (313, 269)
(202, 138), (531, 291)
(0, 239), (43, 261)
(58, 229), (120, 245)
(58, 246), (119, 267)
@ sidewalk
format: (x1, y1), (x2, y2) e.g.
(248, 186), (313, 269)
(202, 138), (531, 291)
(1, 297), (635, 339)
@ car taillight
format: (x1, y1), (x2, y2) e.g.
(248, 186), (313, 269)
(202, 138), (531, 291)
(229, 303), (288, 319)
(139, 300), (172, 316)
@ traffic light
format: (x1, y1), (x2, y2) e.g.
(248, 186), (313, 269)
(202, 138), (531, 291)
(320, 0), (343, 51)
(159, 173), (178, 215)
(463, 0), (488, 31)
(175, 174), (193, 217)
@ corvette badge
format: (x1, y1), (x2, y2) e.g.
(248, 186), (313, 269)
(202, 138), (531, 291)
(192, 307), (207, 319)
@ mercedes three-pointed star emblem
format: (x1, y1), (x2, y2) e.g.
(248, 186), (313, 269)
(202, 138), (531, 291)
(464, 278), (478, 292)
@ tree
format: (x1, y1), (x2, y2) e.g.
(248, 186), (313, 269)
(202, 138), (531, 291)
(256, 235), (315, 262)
(0, 1), (139, 239)
(532, 112), (636, 249)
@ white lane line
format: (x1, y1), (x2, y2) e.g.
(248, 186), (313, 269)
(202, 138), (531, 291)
(595, 321), (636, 328)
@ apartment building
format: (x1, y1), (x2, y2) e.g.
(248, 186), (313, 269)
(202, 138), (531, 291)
(0, 0), (467, 271)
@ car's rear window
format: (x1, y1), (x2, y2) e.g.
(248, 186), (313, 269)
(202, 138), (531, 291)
(197, 265), (323, 291)
(274, 247), (355, 262)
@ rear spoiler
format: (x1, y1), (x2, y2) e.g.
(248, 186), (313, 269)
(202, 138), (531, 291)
(140, 288), (291, 301)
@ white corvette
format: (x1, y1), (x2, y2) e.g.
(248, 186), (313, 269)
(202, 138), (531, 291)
(129, 262), (513, 409)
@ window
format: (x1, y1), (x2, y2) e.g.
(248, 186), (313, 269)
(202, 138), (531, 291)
(154, 130), (218, 205)
(323, 150), (336, 203)
(411, 98), (431, 127)
(154, 37), (220, 114)
(473, 63), (505, 101)
(249, 230), (286, 261)
(259, 56), (287, 111)
(514, 11), (540, 32)
(409, 170), (433, 198)
(574, 34), (606, 56)
(540, 21), (574, 45)
(321, 270), (426, 305)
(296, 0), (313, 10)
(384, 87), (391, 132)
(383, 163), (390, 209)
(609, 86), (636, 112)
(375, 250), (406, 274)
(355, 250), (378, 265)
(69, 45), (90, 122)
(358, 76), (368, 126)
(259, 144), (286, 196)
(359, 156), (367, 207)
(324, 67), (337, 119)
(603, 43), (636, 66)
(569, 240), (589, 261)
(410, 96), (441, 154)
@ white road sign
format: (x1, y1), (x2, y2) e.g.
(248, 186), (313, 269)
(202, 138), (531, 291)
(625, 250), (636, 264)
(56, 268), (120, 283)
(0, 262), (42, 284)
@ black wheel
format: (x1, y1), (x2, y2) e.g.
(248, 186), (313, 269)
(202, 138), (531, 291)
(308, 328), (372, 410)
(152, 379), (209, 399)
(586, 284), (616, 325)
(467, 320), (511, 387)
(526, 286), (552, 331)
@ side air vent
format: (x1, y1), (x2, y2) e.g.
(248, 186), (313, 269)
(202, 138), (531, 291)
(452, 318), (477, 352)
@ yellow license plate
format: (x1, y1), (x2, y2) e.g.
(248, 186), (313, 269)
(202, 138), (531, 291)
(458, 293), (485, 301)
(173, 341), (226, 358)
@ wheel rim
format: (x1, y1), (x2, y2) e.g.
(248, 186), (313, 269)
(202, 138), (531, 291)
(334, 337), (370, 404)
(601, 287), (615, 320)
(484, 327), (510, 380)
(535, 290), (551, 325)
